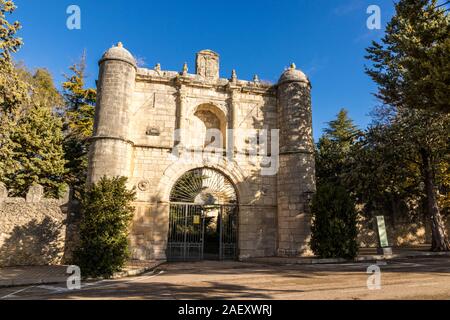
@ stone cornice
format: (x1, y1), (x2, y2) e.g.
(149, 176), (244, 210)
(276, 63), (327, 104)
(136, 70), (276, 97)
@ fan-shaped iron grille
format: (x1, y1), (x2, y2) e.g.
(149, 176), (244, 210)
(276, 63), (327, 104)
(170, 168), (237, 205)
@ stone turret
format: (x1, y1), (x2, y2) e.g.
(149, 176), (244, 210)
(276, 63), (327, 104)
(87, 42), (137, 183)
(276, 63), (316, 256)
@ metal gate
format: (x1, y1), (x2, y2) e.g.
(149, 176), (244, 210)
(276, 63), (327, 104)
(167, 203), (238, 261)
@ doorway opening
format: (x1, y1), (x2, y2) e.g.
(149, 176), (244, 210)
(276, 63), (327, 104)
(167, 168), (238, 261)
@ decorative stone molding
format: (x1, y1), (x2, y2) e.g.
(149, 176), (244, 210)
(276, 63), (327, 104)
(137, 180), (150, 192)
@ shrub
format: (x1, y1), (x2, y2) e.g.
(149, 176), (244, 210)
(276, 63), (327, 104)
(310, 182), (358, 259)
(74, 176), (136, 278)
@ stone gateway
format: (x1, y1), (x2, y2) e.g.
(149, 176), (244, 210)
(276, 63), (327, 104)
(87, 43), (316, 261)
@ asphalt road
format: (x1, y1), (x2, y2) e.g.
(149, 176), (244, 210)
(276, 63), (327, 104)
(1, 257), (449, 300)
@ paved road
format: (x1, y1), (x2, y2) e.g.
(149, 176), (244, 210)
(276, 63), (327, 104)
(1, 257), (449, 300)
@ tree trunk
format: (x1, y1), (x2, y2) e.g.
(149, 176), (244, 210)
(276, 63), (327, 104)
(420, 149), (450, 251)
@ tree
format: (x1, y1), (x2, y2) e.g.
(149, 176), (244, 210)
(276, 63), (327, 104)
(2, 67), (66, 197)
(365, 0), (450, 113)
(62, 53), (96, 198)
(15, 64), (63, 111)
(0, 0), (28, 182)
(6, 102), (66, 197)
(0, 0), (28, 113)
(365, 0), (450, 250)
(315, 108), (360, 185)
(74, 176), (136, 278)
(350, 106), (450, 251)
(310, 182), (359, 259)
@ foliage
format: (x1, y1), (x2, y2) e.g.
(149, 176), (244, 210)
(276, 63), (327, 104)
(0, 0), (28, 113)
(15, 64), (63, 111)
(74, 176), (136, 278)
(364, 0), (450, 250)
(310, 182), (359, 259)
(348, 106), (450, 250)
(5, 103), (66, 197)
(1, 67), (66, 197)
(365, 0), (450, 113)
(315, 108), (360, 185)
(62, 53), (96, 198)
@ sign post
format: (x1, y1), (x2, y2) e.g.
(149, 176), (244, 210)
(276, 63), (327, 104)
(376, 216), (392, 255)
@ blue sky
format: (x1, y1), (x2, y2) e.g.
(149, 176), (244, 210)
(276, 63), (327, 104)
(12, 0), (396, 140)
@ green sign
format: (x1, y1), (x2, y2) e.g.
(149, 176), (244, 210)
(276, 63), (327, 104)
(376, 216), (389, 248)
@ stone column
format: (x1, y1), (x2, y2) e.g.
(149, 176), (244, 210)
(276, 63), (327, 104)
(176, 84), (188, 148)
(227, 86), (239, 158)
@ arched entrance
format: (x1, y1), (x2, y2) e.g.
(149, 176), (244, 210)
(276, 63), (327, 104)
(167, 168), (238, 261)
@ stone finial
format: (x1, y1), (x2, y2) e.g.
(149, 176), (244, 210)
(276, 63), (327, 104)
(230, 69), (237, 83)
(290, 63), (296, 70)
(117, 42), (123, 48)
(253, 74), (260, 83)
(0, 182), (7, 203)
(26, 184), (44, 203)
(181, 62), (188, 76)
(154, 63), (161, 72)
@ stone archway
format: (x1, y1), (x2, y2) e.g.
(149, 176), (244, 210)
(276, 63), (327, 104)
(156, 157), (249, 204)
(167, 167), (239, 261)
(186, 103), (228, 150)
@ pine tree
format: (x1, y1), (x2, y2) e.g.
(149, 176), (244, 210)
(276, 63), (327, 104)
(74, 176), (135, 278)
(0, 0), (28, 113)
(310, 183), (359, 259)
(6, 103), (66, 197)
(0, 0), (27, 181)
(315, 108), (360, 185)
(366, 0), (450, 113)
(62, 53), (96, 198)
(365, 0), (450, 251)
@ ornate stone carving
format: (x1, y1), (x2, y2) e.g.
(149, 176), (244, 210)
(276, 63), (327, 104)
(137, 180), (150, 192)
(195, 50), (219, 80)
(146, 126), (160, 136)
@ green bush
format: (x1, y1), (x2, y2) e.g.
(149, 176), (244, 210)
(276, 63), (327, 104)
(310, 182), (358, 259)
(74, 176), (136, 278)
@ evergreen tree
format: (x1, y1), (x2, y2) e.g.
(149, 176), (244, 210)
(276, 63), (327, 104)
(1, 2), (66, 196)
(0, 0), (27, 182)
(365, 0), (450, 250)
(62, 53), (96, 198)
(315, 108), (360, 185)
(310, 183), (359, 259)
(6, 103), (66, 197)
(0, 0), (28, 113)
(366, 0), (449, 113)
(74, 176), (135, 278)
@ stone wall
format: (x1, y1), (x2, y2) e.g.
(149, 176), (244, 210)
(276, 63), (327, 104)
(0, 183), (72, 267)
(357, 214), (450, 248)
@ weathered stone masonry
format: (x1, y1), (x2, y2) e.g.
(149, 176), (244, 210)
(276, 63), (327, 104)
(87, 43), (316, 260)
(0, 184), (72, 267)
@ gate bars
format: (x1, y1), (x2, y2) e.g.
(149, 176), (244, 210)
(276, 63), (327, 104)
(167, 203), (238, 261)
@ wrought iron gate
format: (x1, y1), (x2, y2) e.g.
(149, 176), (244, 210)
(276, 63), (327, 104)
(167, 203), (238, 261)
